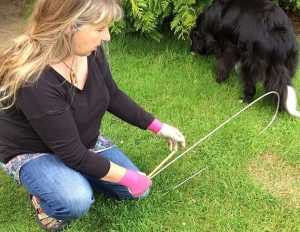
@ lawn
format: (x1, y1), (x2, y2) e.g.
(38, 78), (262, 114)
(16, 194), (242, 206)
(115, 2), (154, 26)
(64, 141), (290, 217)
(0, 35), (299, 231)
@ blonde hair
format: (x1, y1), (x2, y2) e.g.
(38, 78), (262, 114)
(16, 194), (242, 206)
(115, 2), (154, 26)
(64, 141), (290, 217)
(0, 0), (123, 110)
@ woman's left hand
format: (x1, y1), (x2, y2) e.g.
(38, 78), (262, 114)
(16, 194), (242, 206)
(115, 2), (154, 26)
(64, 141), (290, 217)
(157, 124), (186, 151)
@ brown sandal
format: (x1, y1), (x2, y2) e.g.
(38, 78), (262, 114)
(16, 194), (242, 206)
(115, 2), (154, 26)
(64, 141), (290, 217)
(28, 194), (69, 231)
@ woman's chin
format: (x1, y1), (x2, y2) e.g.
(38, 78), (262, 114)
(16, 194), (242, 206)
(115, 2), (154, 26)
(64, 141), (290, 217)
(75, 47), (97, 56)
(76, 51), (92, 56)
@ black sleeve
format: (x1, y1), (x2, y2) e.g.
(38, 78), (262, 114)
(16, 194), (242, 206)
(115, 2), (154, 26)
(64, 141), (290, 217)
(17, 78), (110, 179)
(97, 47), (155, 129)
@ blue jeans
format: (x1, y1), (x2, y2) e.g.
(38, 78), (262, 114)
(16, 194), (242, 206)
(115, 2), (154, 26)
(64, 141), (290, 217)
(19, 147), (150, 221)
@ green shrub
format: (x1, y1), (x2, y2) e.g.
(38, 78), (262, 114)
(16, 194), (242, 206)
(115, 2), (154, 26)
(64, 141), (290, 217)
(111, 0), (211, 41)
(275, 0), (300, 15)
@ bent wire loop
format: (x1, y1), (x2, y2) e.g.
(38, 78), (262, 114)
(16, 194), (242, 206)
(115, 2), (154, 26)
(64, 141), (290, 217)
(148, 91), (280, 194)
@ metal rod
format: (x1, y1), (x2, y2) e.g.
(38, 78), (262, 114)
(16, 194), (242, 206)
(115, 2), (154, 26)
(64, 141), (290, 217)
(163, 166), (209, 195)
(150, 91), (280, 180)
(148, 151), (176, 179)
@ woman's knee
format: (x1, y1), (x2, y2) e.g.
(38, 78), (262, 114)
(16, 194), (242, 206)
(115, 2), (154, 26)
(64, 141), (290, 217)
(66, 191), (94, 219)
(20, 155), (95, 220)
(43, 187), (94, 221)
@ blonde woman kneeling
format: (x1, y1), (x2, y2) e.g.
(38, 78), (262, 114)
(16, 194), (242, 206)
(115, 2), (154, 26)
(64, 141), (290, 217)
(0, 0), (185, 230)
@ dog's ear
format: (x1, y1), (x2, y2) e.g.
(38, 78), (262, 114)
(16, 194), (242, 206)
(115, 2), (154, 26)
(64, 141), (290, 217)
(190, 30), (202, 39)
(190, 29), (207, 54)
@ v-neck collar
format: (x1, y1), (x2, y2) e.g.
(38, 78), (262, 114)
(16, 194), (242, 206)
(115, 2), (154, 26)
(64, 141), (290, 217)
(48, 55), (92, 92)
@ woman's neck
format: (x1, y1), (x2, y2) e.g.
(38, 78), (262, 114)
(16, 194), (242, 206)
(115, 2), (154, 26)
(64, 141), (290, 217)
(49, 55), (76, 66)
(61, 55), (76, 67)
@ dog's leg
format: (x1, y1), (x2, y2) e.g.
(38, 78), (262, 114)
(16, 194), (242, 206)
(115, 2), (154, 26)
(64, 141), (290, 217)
(265, 63), (300, 116)
(242, 77), (256, 103)
(286, 50), (298, 78)
(240, 63), (257, 103)
(216, 47), (239, 83)
(216, 55), (231, 83)
(265, 64), (291, 111)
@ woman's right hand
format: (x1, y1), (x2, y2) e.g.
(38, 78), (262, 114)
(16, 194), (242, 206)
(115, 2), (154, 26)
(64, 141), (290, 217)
(118, 169), (152, 198)
(157, 123), (186, 151)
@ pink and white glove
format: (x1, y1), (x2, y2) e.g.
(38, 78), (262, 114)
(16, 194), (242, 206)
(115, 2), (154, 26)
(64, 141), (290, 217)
(148, 119), (186, 151)
(118, 169), (152, 198)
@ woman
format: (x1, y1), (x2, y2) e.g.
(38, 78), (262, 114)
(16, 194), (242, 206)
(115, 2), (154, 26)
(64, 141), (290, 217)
(0, 0), (185, 230)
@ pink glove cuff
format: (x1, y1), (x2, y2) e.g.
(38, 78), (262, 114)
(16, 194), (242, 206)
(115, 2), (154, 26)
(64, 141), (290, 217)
(118, 169), (138, 187)
(147, 119), (163, 134)
(118, 169), (152, 197)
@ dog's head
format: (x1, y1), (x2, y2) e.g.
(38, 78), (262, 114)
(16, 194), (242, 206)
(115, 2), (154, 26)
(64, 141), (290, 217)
(190, 12), (210, 55)
(190, 28), (208, 55)
(190, 1), (224, 56)
(190, 23), (222, 56)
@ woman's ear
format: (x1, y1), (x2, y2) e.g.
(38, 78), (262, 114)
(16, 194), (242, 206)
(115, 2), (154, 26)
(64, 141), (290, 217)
(64, 25), (77, 36)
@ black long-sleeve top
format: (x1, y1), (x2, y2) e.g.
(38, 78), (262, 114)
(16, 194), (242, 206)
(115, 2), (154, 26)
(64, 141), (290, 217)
(0, 47), (154, 179)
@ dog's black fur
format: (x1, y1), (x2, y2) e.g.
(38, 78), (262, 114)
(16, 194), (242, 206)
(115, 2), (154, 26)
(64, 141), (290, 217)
(190, 0), (298, 110)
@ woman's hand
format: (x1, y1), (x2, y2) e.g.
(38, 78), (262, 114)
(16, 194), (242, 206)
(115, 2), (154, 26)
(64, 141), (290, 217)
(157, 123), (186, 151)
(101, 162), (151, 197)
(118, 169), (152, 198)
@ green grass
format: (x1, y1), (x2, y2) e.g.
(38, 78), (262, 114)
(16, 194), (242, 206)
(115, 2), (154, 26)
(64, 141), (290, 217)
(1, 35), (300, 231)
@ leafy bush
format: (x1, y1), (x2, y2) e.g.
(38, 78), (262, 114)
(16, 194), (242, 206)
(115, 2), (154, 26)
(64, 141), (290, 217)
(275, 0), (300, 15)
(111, 0), (211, 41)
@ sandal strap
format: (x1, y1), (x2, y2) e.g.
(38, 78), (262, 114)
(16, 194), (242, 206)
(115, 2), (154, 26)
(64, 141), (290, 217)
(37, 211), (50, 221)
(31, 195), (41, 210)
(41, 216), (57, 226)
(44, 219), (65, 229)
(29, 194), (69, 231)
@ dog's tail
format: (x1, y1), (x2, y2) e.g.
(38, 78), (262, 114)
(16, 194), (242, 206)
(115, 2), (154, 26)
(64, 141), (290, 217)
(266, 64), (300, 117)
(286, 86), (300, 117)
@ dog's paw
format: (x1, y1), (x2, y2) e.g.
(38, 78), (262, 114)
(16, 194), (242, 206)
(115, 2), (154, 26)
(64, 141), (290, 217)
(243, 95), (253, 104)
(216, 71), (227, 83)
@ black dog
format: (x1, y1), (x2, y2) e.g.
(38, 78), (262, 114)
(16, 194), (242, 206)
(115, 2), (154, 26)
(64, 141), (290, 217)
(191, 0), (300, 116)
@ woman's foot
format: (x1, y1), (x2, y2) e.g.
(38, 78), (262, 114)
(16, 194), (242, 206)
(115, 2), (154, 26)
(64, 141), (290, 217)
(28, 194), (70, 231)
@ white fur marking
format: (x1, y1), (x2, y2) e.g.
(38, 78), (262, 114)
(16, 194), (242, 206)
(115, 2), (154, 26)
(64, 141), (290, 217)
(286, 86), (300, 117)
(234, 61), (241, 74)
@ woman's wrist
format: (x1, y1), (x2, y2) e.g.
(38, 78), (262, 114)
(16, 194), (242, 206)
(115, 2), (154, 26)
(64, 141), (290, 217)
(117, 169), (138, 187)
(147, 118), (163, 133)
(100, 161), (126, 182)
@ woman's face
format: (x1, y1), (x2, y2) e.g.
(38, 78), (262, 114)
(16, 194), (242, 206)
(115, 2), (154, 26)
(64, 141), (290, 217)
(71, 20), (111, 56)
